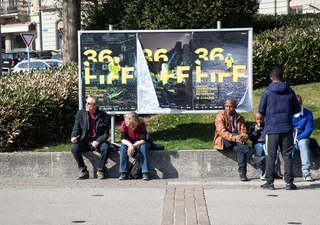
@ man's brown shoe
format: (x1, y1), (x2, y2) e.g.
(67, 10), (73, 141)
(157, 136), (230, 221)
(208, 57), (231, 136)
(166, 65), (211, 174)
(97, 170), (104, 179)
(78, 170), (89, 180)
(239, 172), (248, 181)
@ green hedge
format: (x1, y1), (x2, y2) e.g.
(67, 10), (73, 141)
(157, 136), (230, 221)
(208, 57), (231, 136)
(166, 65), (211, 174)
(0, 64), (79, 152)
(252, 13), (320, 88)
(2, 13), (320, 151)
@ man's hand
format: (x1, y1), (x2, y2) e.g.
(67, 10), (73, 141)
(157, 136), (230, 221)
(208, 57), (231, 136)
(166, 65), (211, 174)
(71, 135), (80, 144)
(236, 135), (247, 144)
(91, 141), (99, 148)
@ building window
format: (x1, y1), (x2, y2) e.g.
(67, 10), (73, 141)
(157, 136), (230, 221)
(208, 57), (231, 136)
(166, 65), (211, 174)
(15, 35), (25, 48)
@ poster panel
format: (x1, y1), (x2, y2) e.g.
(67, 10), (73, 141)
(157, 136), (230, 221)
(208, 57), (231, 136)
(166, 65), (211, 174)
(138, 32), (193, 110)
(78, 29), (252, 114)
(191, 31), (249, 111)
(79, 32), (137, 112)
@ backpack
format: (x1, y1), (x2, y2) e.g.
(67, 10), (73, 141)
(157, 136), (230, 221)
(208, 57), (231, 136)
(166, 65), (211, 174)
(309, 138), (320, 159)
(128, 152), (142, 179)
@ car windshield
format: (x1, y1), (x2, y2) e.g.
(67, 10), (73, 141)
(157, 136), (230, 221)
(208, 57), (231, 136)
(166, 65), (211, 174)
(20, 53), (38, 59)
(2, 53), (13, 58)
(52, 54), (62, 60)
(45, 61), (62, 67)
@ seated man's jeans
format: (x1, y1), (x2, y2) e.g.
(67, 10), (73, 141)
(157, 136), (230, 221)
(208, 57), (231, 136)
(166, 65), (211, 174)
(71, 141), (111, 171)
(254, 143), (280, 172)
(223, 140), (252, 173)
(297, 138), (311, 175)
(119, 142), (151, 173)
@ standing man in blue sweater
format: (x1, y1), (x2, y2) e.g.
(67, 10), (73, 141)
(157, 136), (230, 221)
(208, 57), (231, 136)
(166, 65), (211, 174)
(292, 94), (314, 181)
(259, 68), (301, 190)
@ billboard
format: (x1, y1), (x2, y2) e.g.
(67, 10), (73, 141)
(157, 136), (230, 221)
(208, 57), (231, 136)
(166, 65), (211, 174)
(78, 29), (253, 114)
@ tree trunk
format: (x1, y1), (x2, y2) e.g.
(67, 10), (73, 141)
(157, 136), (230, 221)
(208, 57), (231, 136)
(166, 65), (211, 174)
(63, 0), (81, 63)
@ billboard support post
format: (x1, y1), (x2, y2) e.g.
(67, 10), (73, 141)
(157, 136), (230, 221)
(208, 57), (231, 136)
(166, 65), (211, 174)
(217, 21), (221, 29)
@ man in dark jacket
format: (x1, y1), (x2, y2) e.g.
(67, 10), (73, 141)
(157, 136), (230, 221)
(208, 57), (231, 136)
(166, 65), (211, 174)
(259, 68), (301, 190)
(71, 95), (111, 180)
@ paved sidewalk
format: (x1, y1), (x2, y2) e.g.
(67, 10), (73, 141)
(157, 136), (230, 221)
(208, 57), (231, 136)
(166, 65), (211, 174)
(1, 177), (320, 225)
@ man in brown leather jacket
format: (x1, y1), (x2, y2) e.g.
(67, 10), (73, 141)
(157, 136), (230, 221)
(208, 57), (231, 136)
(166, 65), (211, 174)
(213, 98), (264, 181)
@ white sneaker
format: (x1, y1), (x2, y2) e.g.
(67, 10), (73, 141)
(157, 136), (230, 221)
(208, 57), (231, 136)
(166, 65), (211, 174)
(304, 173), (313, 181)
(256, 169), (262, 178)
(260, 173), (266, 180)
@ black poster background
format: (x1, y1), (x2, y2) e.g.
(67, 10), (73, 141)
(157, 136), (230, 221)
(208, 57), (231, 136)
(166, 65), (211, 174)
(79, 30), (251, 113)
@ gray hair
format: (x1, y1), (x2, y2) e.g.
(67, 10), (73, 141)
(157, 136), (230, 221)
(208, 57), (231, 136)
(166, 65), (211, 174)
(87, 94), (100, 107)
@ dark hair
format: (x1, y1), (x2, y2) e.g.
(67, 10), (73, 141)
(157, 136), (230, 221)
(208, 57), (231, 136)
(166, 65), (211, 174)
(226, 98), (237, 107)
(270, 68), (283, 81)
(296, 94), (302, 103)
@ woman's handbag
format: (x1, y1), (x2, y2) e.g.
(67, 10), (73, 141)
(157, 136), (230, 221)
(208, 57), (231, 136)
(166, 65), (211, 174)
(128, 151), (142, 179)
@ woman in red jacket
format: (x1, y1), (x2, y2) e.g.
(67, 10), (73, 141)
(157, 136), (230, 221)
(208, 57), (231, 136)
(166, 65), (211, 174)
(119, 112), (151, 181)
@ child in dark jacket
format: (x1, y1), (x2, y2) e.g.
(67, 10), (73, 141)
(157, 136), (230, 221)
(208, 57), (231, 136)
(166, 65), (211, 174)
(249, 112), (281, 179)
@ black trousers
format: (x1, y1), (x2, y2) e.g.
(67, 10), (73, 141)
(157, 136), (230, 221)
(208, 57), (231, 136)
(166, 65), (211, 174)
(223, 140), (253, 173)
(265, 133), (294, 184)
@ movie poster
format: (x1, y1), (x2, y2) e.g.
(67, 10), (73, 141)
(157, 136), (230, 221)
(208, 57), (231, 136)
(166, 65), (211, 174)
(191, 31), (249, 110)
(138, 32), (193, 110)
(79, 32), (137, 112)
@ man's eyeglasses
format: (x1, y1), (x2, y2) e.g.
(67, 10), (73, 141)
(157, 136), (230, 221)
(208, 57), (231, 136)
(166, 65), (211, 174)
(86, 101), (95, 106)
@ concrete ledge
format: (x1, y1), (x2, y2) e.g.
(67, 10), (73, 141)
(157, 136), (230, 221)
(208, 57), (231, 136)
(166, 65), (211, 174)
(1, 150), (320, 179)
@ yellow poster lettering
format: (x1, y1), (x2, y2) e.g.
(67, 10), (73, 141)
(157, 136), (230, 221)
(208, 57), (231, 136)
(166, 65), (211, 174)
(218, 73), (230, 82)
(209, 48), (224, 60)
(161, 67), (174, 84)
(210, 73), (216, 82)
(84, 68), (97, 84)
(196, 66), (207, 82)
(154, 48), (168, 62)
(233, 65), (246, 82)
(83, 49), (97, 67)
(177, 66), (190, 83)
(107, 73), (118, 84)
(99, 75), (105, 84)
(143, 49), (153, 62)
(194, 48), (209, 65)
(98, 49), (113, 63)
(122, 67), (134, 84)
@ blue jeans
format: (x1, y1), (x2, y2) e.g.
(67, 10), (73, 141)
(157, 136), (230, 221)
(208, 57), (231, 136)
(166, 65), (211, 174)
(119, 142), (151, 173)
(296, 138), (311, 176)
(71, 141), (111, 171)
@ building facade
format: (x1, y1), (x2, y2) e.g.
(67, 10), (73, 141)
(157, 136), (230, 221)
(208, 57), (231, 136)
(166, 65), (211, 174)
(0, 0), (62, 53)
(258, 0), (320, 15)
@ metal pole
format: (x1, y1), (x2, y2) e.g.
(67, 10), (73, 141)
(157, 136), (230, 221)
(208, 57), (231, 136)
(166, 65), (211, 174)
(217, 21), (221, 30)
(110, 114), (115, 143)
(108, 24), (115, 143)
(0, 12), (2, 77)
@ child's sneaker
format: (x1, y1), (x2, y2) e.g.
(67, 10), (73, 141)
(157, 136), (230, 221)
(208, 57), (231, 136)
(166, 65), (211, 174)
(256, 169), (262, 178)
(260, 173), (266, 181)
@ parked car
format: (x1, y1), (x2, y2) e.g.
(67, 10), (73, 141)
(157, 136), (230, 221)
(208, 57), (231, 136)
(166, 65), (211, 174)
(51, 54), (63, 61)
(2, 52), (23, 73)
(11, 59), (52, 73)
(43, 59), (63, 68)
(18, 52), (39, 61)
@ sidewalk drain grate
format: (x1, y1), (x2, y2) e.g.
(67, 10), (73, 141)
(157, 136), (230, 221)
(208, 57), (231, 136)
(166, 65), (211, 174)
(92, 194), (103, 197)
(287, 222), (301, 224)
(71, 221), (86, 223)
